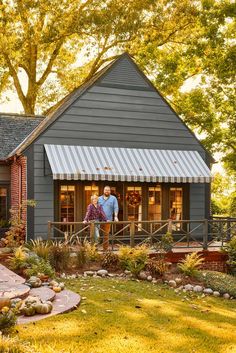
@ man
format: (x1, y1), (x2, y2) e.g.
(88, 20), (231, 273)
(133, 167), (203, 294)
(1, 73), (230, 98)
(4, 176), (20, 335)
(98, 186), (119, 251)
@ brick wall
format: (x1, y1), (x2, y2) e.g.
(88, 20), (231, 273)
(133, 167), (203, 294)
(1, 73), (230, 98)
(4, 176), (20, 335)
(150, 251), (228, 273)
(10, 155), (27, 223)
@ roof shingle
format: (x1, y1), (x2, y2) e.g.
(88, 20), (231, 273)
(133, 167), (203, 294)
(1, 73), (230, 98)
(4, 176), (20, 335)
(0, 113), (44, 160)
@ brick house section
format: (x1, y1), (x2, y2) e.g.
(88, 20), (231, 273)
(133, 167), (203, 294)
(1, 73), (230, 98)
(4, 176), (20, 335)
(10, 156), (27, 223)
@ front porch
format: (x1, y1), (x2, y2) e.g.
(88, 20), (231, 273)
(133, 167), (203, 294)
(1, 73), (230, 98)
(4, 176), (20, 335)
(47, 218), (236, 252)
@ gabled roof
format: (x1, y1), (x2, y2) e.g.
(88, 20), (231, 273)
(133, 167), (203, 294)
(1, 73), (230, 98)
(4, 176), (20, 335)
(0, 113), (44, 160)
(7, 52), (214, 163)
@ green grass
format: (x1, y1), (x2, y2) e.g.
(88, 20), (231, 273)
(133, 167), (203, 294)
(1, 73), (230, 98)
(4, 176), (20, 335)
(15, 277), (236, 353)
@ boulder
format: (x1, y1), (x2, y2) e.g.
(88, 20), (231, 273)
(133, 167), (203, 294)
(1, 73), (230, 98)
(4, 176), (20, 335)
(169, 280), (177, 288)
(223, 293), (230, 299)
(184, 284), (193, 291)
(138, 271), (148, 280)
(175, 278), (183, 285)
(147, 276), (153, 282)
(213, 291), (220, 297)
(84, 271), (94, 277)
(193, 285), (203, 293)
(203, 288), (213, 295)
(97, 269), (108, 277)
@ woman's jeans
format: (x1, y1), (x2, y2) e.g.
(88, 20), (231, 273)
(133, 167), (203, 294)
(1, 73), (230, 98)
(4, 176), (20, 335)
(91, 220), (100, 243)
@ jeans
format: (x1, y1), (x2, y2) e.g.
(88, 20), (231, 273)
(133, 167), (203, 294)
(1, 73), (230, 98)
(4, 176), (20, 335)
(91, 220), (100, 243)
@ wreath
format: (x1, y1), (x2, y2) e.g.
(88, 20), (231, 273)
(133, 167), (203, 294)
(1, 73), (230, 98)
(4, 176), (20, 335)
(126, 191), (142, 208)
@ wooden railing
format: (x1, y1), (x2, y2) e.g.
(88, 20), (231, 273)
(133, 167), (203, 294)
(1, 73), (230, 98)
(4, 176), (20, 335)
(47, 218), (236, 250)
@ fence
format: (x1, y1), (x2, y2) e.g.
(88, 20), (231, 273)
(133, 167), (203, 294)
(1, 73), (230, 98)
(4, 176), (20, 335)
(47, 218), (236, 250)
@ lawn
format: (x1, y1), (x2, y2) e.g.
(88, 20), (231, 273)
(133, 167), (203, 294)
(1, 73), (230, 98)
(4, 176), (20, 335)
(15, 277), (236, 353)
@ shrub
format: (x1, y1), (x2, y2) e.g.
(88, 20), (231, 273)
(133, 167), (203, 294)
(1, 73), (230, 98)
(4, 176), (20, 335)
(178, 252), (204, 277)
(0, 308), (17, 334)
(28, 239), (51, 261)
(101, 251), (120, 269)
(118, 245), (148, 276)
(9, 246), (29, 271)
(159, 232), (174, 252)
(196, 270), (236, 297)
(146, 256), (168, 277)
(83, 241), (101, 262)
(76, 246), (87, 268)
(48, 241), (71, 272)
(25, 258), (55, 278)
(223, 236), (236, 274)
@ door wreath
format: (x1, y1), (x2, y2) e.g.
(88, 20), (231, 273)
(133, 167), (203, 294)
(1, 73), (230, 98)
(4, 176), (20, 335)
(126, 191), (142, 208)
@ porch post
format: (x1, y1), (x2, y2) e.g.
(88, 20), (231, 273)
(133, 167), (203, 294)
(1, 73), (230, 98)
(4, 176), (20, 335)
(90, 222), (95, 244)
(203, 219), (208, 250)
(130, 222), (135, 248)
(47, 221), (52, 240)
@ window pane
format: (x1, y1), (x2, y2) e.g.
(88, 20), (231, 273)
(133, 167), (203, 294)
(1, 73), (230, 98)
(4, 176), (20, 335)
(170, 188), (183, 231)
(60, 185), (75, 222)
(0, 187), (7, 221)
(84, 184), (99, 209)
(126, 186), (142, 223)
(148, 186), (161, 221)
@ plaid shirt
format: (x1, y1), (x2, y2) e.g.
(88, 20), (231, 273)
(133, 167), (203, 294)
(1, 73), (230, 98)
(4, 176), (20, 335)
(84, 204), (107, 222)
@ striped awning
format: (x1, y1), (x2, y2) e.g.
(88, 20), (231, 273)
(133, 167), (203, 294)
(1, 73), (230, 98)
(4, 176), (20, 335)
(44, 144), (212, 183)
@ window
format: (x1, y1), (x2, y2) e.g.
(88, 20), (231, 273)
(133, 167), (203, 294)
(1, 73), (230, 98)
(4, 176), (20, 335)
(148, 186), (162, 221)
(84, 184), (99, 210)
(60, 185), (75, 222)
(126, 186), (142, 222)
(170, 187), (183, 230)
(0, 187), (8, 223)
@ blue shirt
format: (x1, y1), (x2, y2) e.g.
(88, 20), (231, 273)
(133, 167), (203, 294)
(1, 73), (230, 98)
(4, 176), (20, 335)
(98, 195), (119, 221)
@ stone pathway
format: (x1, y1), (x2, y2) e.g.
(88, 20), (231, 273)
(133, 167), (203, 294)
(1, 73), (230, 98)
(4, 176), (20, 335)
(0, 264), (81, 324)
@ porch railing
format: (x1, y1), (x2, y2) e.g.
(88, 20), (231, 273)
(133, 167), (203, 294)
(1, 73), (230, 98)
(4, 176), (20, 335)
(47, 218), (236, 250)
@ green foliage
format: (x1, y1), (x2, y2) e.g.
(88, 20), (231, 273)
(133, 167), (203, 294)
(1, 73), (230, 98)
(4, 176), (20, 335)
(25, 258), (55, 278)
(101, 251), (120, 269)
(159, 232), (174, 252)
(83, 241), (101, 262)
(0, 308), (17, 334)
(196, 270), (236, 297)
(28, 239), (51, 261)
(48, 241), (71, 272)
(178, 252), (204, 276)
(118, 245), (148, 276)
(223, 236), (236, 273)
(9, 246), (29, 271)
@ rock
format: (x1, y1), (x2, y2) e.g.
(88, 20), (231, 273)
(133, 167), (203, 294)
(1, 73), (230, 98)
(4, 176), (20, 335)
(223, 293), (230, 299)
(147, 276), (153, 282)
(108, 273), (115, 278)
(138, 271), (147, 280)
(178, 285), (184, 291)
(175, 278), (182, 285)
(193, 285), (203, 293)
(184, 284), (193, 291)
(84, 271), (94, 277)
(203, 288), (213, 295)
(213, 291), (220, 297)
(97, 269), (108, 277)
(124, 270), (131, 275)
(169, 280), (177, 288)
(152, 279), (158, 284)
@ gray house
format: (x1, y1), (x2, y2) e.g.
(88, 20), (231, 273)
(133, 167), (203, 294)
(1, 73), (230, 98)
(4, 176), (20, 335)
(0, 53), (212, 240)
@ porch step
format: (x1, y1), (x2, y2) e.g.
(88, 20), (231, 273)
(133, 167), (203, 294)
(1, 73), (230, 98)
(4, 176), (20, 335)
(0, 283), (30, 299)
(17, 289), (81, 324)
(29, 287), (56, 302)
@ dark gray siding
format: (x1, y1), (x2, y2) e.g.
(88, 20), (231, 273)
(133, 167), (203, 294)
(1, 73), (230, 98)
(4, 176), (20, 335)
(0, 165), (10, 182)
(30, 55), (208, 237)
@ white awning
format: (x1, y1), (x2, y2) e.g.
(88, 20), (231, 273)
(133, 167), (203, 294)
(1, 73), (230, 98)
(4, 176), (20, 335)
(44, 144), (212, 183)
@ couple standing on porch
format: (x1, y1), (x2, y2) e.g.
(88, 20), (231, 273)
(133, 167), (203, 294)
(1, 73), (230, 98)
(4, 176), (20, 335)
(83, 186), (119, 251)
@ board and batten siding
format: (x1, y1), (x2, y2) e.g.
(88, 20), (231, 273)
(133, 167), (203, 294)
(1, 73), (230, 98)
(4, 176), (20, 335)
(28, 55), (209, 238)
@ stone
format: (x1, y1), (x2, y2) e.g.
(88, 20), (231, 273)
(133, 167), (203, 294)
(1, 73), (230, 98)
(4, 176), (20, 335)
(184, 284), (193, 291)
(223, 293), (230, 299)
(193, 285), (203, 293)
(152, 279), (158, 284)
(97, 270), (108, 277)
(138, 271), (147, 281)
(213, 291), (220, 297)
(108, 273), (115, 278)
(84, 271), (94, 277)
(175, 278), (182, 285)
(203, 288), (213, 295)
(124, 270), (131, 275)
(169, 280), (177, 288)
(147, 276), (153, 282)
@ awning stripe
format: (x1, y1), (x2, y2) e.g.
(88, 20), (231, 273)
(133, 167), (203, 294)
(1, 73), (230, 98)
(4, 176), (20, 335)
(44, 144), (212, 183)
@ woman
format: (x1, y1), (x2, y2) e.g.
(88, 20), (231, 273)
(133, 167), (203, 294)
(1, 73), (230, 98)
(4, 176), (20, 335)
(83, 194), (107, 243)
